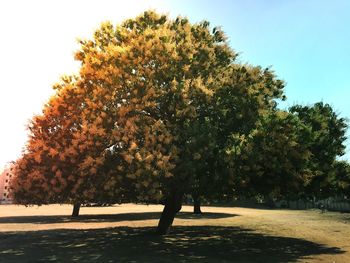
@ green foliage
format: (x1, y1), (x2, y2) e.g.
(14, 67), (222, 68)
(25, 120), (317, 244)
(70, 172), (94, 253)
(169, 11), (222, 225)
(331, 161), (350, 198)
(223, 110), (312, 200)
(290, 102), (348, 198)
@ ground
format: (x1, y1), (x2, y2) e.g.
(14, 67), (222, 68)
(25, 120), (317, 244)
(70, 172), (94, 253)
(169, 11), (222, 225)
(0, 204), (350, 262)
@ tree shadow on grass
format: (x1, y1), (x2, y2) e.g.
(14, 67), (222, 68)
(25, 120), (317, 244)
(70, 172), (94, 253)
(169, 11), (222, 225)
(177, 211), (236, 220)
(0, 212), (236, 224)
(0, 226), (344, 263)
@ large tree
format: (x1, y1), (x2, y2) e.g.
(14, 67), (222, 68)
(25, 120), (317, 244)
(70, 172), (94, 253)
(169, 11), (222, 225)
(11, 11), (286, 234)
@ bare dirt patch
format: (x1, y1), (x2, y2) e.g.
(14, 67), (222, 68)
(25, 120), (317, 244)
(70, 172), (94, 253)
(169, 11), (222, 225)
(0, 204), (349, 262)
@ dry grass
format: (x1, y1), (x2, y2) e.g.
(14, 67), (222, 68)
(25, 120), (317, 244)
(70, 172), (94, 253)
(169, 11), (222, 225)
(0, 204), (350, 262)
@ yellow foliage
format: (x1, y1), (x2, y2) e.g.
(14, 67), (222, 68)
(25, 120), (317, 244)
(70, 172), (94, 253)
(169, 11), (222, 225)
(144, 154), (154, 163)
(123, 154), (133, 164)
(126, 173), (136, 179)
(135, 152), (142, 161)
(165, 172), (173, 178)
(129, 141), (137, 151)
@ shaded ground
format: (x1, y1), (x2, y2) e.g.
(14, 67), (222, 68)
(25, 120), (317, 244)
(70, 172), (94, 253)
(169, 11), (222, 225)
(0, 211), (234, 224)
(0, 204), (349, 262)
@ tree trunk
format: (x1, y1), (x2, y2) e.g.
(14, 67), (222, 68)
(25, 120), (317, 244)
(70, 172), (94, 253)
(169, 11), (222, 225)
(265, 196), (275, 209)
(72, 203), (81, 217)
(193, 194), (202, 214)
(157, 190), (183, 235)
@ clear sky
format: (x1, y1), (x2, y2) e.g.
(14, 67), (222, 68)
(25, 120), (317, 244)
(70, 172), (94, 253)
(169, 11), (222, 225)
(0, 0), (349, 168)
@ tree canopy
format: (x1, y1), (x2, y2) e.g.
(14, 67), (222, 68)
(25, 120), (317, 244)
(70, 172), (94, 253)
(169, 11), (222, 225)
(10, 11), (349, 234)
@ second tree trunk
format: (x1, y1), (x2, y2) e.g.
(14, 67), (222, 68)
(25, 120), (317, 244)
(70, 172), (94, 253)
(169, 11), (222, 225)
(71, 203), (81, 217)
(193, 194), (202, 214)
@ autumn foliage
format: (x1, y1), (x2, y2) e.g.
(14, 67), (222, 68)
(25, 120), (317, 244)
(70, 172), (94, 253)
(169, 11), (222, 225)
(9, 11), (348, 234)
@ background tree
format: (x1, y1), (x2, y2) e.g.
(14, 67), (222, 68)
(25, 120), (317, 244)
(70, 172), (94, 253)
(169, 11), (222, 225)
(187, 64), (285, 212)
(226, 110), (313, 205)
(331, 161), (350, 198)
(289, 103), (348, 200)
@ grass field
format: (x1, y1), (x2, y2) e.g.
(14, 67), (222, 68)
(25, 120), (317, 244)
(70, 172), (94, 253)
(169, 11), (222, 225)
(1, 204), (350, 262)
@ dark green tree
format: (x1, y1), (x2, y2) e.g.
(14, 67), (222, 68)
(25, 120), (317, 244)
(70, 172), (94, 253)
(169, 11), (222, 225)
(331, 161), (350, 198)
(289, 102), (348, 199)
(187, 64), (285, 212)
(226, 110), (313, 203)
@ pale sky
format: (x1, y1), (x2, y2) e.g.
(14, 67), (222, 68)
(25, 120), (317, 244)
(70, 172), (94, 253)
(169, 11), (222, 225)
(1, 0), (349, 168)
